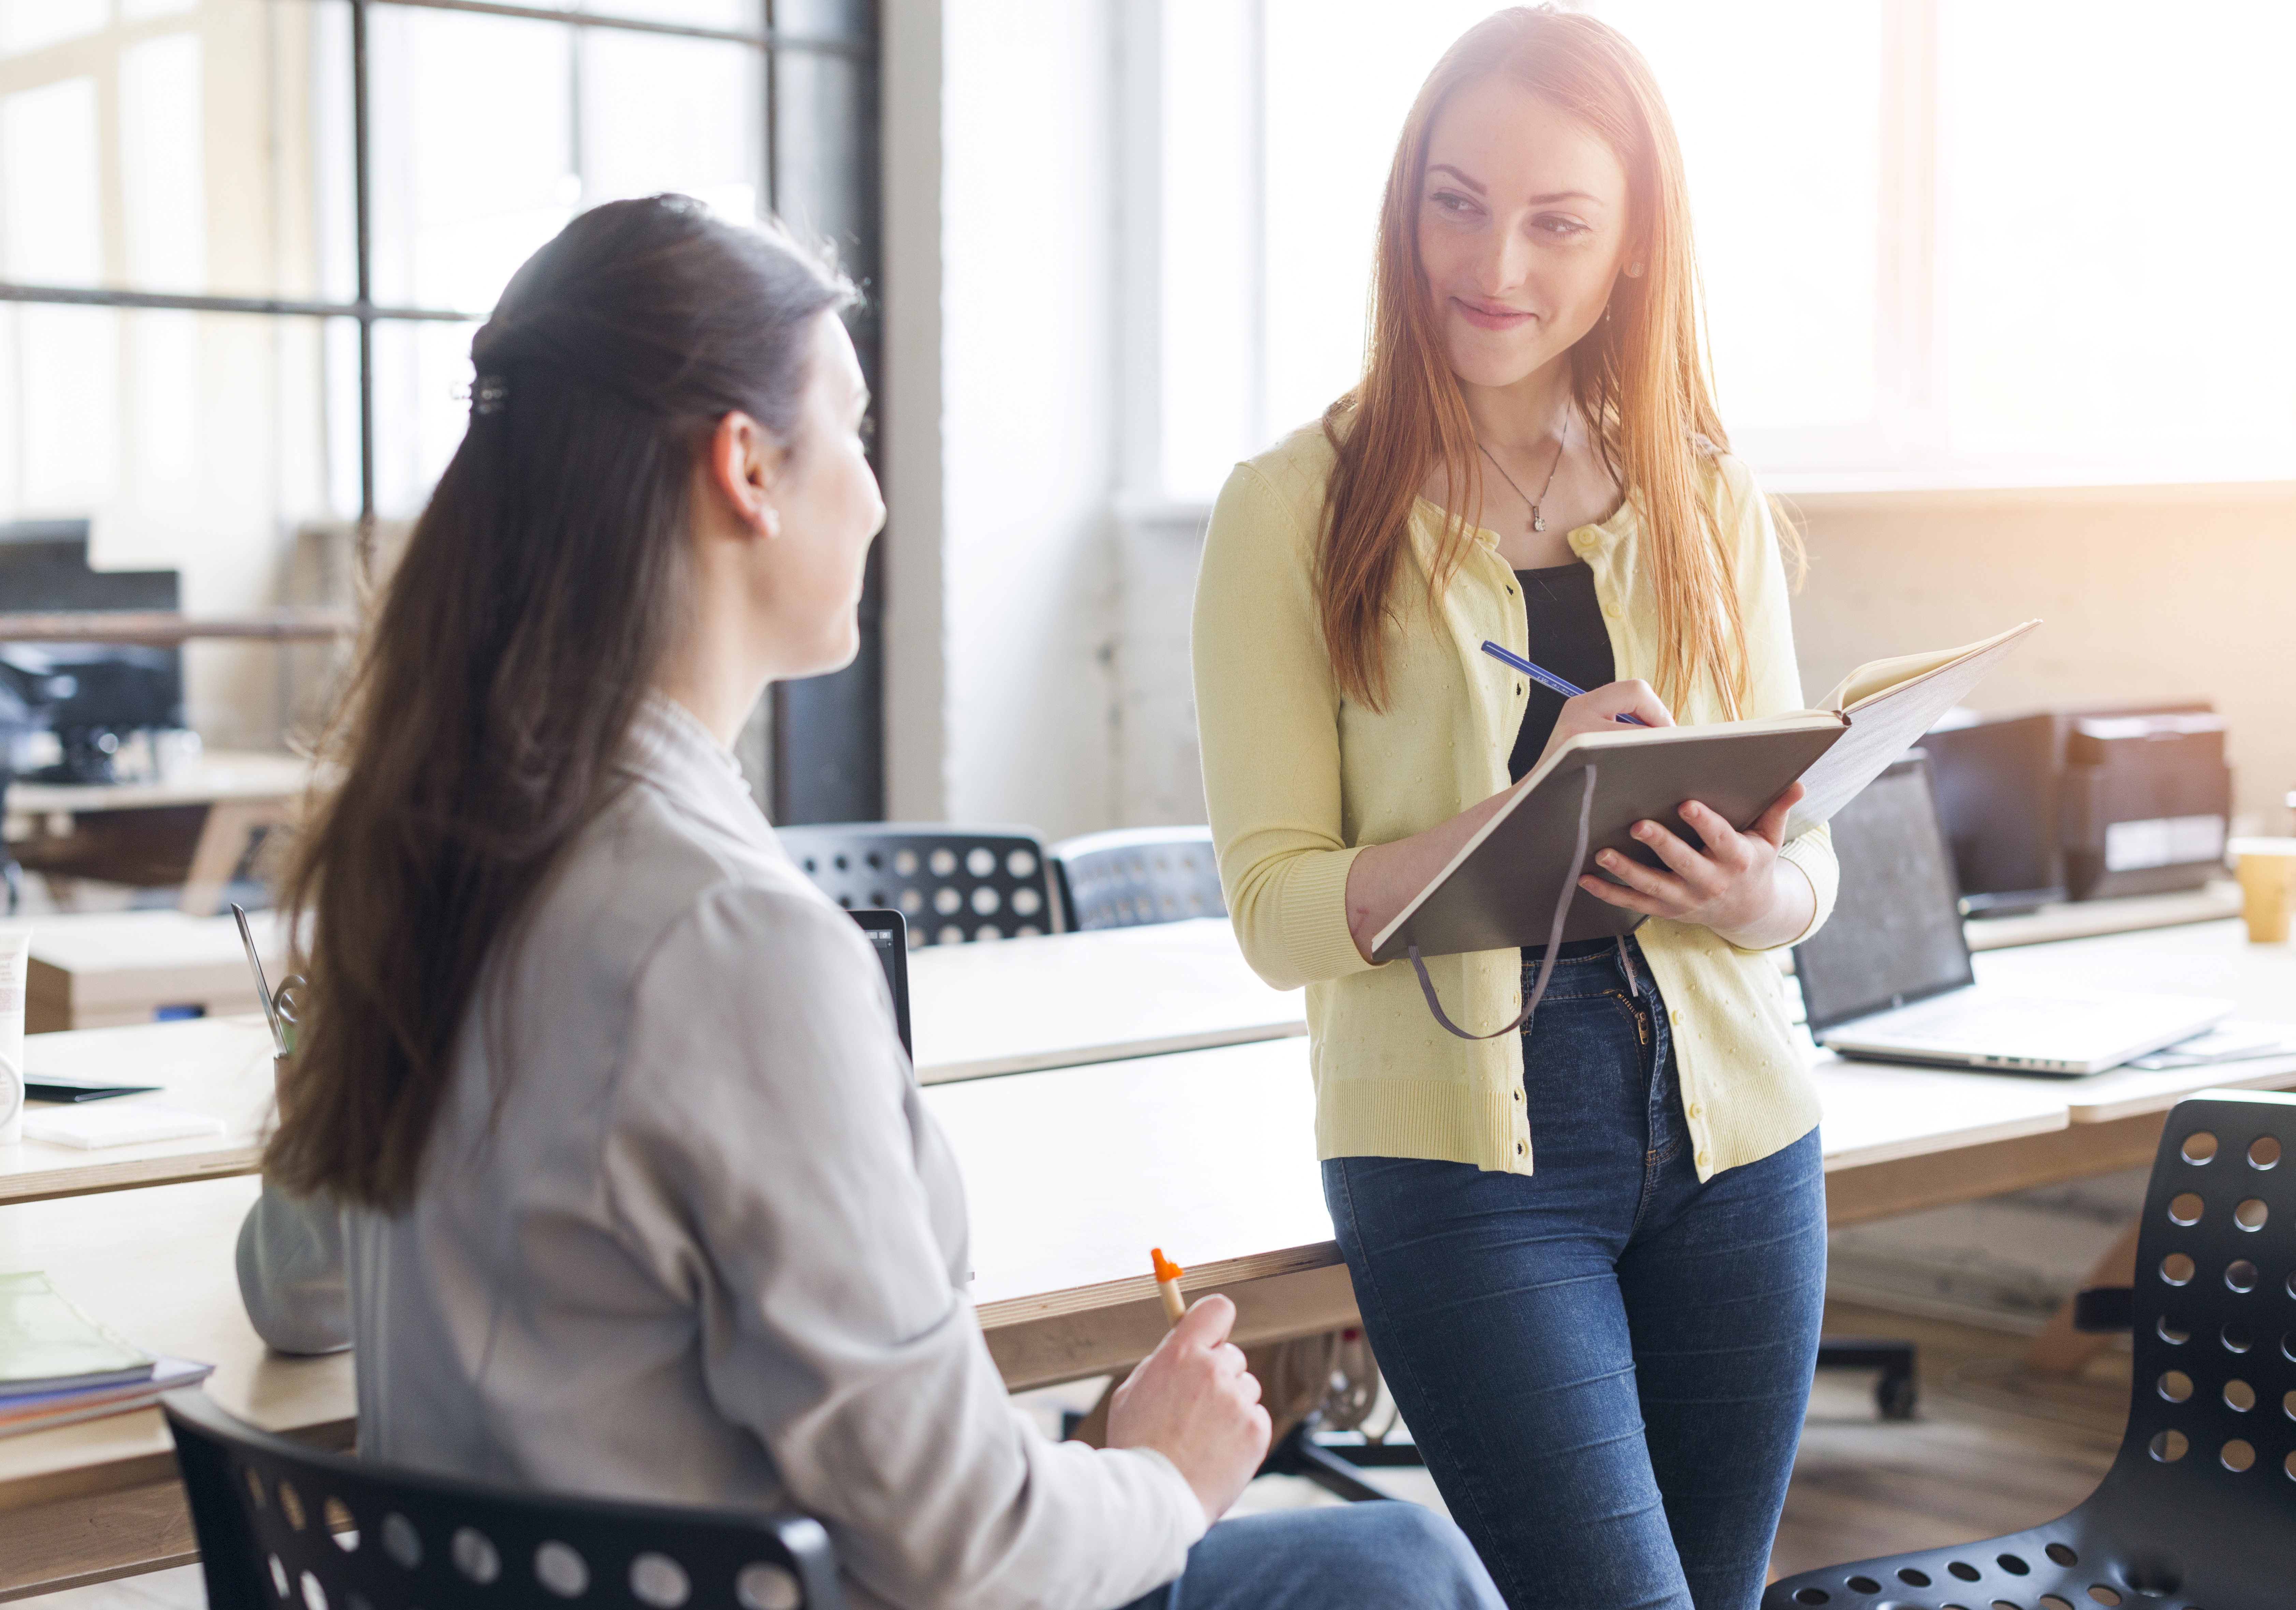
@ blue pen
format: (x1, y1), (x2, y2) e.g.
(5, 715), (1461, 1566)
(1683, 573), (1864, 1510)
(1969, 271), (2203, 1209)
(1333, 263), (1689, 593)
(1480, 640), (1649, 726)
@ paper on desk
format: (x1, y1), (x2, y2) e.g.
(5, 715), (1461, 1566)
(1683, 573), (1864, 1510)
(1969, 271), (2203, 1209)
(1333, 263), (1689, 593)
(2126, 1021), (2296, 1070)
(21, 1101), (226, 1150)
(0, 1356), (213, 1439)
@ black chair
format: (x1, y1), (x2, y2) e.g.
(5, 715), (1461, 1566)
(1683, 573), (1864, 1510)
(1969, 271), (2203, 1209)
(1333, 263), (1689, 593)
(1763, 1088), (2296, 1610)
(774, 824), (1061, 947)
(1050, 826), (1226, 932)
(164, 1389), (843, 1610)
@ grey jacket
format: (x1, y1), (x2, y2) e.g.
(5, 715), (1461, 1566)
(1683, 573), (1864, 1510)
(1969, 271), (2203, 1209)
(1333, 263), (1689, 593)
(237, 695), (1203, 1610)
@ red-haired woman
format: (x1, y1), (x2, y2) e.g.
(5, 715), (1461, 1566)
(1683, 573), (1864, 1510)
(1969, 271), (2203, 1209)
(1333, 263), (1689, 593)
(1193, 10), (1835, 1608)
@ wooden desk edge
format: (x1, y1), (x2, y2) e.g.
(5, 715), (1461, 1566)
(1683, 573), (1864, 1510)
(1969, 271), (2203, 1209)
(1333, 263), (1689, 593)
(982, 1247), (1356, 1392)
(0, 1148), (262, 1208)
(1823, 1110), (2169, 1228)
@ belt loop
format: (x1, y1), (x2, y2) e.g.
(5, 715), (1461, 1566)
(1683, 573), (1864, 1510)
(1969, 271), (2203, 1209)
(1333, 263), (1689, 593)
(1615, 933), (1639, 995)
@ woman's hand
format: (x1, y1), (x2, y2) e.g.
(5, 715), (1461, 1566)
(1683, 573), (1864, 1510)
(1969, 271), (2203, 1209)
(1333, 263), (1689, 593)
(1580, 781), (1814, 950)
(1104, 1294), (1271, 1525)
(1345, 679), (1675, 962)
(1532, 678), (1674, 773)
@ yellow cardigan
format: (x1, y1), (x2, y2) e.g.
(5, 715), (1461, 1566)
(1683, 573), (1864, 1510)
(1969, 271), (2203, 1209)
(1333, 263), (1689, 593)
(1191, 425), (1835, 1181)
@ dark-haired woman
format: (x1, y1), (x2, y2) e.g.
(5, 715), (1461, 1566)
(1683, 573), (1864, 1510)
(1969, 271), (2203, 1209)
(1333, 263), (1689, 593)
(1193, 11), (1833, 1610)
(236, 197), (1501, 1610)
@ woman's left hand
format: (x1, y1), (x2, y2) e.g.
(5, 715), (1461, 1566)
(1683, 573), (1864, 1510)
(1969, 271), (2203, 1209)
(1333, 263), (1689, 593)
(1579, 782), (1813, 950)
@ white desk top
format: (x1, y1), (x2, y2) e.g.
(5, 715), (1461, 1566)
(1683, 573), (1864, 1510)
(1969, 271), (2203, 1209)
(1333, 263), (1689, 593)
(24, 908), (286, 981)
(1, 1017), (274, 1204)
(4, 751), (307, 817)
(2, 917), (2287, 1510)
(909, 918), (1304, 1083)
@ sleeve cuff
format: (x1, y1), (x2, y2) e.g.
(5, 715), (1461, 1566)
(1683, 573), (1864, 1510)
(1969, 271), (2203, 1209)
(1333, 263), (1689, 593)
(1121, 1445), (1211, 1547)
(1279, 844), (1375, 983)
(1772, 829), (1838, 949)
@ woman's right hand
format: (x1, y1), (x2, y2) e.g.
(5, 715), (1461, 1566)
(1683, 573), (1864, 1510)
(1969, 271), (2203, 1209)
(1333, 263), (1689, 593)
(1104, 1294), (1271, 1525)
(1530, 678), (1674, 773)
(1344, 678), (1675, 962)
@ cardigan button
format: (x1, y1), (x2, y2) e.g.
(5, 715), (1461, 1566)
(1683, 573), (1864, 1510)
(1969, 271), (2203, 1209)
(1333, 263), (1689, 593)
(1512, 1088), (1523, 1102)
(1515, 1140), (1526, 1156)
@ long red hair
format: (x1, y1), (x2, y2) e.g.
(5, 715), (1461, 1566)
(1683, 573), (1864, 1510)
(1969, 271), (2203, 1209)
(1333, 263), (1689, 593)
(1321, 6), (1785, 715)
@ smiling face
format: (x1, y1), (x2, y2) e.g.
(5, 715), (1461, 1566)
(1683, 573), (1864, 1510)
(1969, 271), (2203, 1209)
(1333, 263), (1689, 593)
(1416, 74), (1636, 393)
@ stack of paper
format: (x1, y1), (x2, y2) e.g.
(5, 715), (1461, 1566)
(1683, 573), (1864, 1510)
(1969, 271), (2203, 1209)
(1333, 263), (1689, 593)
(0, 1271), (211, 1438)
(2128, 1022), (2296, 1071)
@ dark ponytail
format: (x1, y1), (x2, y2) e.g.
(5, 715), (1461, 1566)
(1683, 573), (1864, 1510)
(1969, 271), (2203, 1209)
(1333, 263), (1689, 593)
(268, 197), (852, 1211)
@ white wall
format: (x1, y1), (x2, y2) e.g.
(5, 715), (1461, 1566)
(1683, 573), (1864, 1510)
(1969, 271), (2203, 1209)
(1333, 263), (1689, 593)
(1787, 482), (2296, 834)
(893, 0), (1126, 841)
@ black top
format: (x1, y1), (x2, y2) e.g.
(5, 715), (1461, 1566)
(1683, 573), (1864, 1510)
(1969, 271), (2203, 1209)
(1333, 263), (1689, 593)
(1506, 562), (1616, 784)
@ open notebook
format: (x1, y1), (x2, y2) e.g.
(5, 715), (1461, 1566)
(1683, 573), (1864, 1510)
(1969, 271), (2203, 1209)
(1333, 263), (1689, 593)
(1369, 619), (2038, 966)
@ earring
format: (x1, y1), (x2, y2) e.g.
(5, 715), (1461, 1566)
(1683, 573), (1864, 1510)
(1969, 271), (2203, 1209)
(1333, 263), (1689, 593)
(1625, 260), (1645, 279)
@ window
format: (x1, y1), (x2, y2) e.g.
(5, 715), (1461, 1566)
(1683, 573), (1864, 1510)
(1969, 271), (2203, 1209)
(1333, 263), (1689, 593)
(1144, 0), (2296, 498)
(0, 0), (881, 815)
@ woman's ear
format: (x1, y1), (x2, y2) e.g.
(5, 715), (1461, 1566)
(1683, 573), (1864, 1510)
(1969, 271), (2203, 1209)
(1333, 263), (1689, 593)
(706, 410), (788, 536)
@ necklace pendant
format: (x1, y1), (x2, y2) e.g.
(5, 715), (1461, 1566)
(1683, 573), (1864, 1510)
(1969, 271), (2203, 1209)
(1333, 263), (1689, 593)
(1531, 509), (1547, 533)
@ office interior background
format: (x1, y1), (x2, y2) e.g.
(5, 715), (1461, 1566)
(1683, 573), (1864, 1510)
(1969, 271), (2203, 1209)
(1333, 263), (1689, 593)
(0, 0), (2292, 1474)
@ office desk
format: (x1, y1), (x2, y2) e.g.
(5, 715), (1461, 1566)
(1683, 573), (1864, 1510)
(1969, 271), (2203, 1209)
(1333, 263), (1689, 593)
(4, 752), (307, 919)
(0, 1017), (275, 1207)
(0, 1035), (2116, 1597)
(22, 911), (289, 1034)
(8, 913), (2287, 1208)
(2, 919), (2288, 1596)
(3, 753), (308, 822)
(907, 918), (1305, 1082)
(0, 1177), (350, 1598)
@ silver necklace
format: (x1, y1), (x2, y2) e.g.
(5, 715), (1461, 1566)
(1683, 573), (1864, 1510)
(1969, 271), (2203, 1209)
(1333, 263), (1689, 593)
(1478, 417), (1569, 533)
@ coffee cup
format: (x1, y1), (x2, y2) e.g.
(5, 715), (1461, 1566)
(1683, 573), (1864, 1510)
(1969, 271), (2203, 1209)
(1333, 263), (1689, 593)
(2228, 837), (2296, 944)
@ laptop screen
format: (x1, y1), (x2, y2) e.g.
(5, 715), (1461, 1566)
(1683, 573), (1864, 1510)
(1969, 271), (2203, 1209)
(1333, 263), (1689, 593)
(849, 910), (913, 1058)
(1793, 755), (1975, 1032)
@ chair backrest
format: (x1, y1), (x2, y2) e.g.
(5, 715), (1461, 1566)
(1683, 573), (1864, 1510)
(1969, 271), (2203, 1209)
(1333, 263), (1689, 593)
(1764, 1087), (2296, 1610)
(2093, 1087), (2295, 1532)
(163, 1389), (843, 1610)
(773, 823), (1060, 946)
(1051, 827), (1225, 932)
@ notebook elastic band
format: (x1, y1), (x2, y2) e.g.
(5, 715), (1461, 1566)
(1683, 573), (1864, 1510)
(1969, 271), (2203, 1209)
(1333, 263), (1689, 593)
(1407, 763), (1599, 1041)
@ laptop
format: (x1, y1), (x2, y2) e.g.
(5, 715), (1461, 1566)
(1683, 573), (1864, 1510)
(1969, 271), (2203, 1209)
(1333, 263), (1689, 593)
(850, 909), (913, 1059)
(1793, 756), (2231, 1076)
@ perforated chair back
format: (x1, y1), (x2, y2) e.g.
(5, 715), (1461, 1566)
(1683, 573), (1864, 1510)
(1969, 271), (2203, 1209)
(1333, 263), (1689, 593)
(1051, 827), (1226, 931)
(774, 824), (1060, 947)
(163, 1389), (843, 1610)
(1763, 1088), (2296, 1610)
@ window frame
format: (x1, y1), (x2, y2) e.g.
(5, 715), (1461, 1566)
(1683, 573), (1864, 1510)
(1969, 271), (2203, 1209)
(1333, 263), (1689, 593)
(0, 0), (886, 822)
(1128, 0), (2296, 502)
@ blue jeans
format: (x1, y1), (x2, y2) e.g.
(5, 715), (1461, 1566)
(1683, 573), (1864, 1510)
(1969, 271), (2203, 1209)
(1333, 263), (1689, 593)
(1322, 939), (1827, 1610)
(1116, 1501), (1504, 1610)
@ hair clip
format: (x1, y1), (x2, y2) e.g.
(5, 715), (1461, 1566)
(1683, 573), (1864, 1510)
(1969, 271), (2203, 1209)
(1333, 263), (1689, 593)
(473, 374), (510, 416)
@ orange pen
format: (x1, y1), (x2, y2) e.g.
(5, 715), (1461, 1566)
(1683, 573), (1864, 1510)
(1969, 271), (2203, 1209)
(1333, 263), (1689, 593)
(1150, 1247), (1187, 1326)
